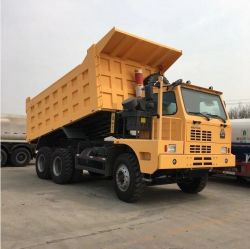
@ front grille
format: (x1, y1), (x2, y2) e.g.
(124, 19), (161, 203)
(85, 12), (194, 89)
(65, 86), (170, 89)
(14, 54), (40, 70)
(191, 129), (201, 141)
(201, 145), (211, 153)
(193, 156), (212, 166)
(202, 130), (212, 141)
(190, 145), (211, 153)
(191, 129), (212, 141)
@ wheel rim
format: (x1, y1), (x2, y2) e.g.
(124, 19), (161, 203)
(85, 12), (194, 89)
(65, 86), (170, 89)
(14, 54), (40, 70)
(116, 164), (130, 192)
(37, 154), (45, 172)
(16, 151), (28, 164)
(53, 156), (62, 176)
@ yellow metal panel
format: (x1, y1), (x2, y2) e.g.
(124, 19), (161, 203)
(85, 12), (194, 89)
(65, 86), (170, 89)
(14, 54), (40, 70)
(98, 53), (156, 110)
(114, 138), (235, 173)
(186, 142), (232, 154)
(114, 139), (160, 174)
(186, 122), (232, 144)
(159, 154), (235, 169)
(153, 117), (183, 141)
(26, 46), (99, 141)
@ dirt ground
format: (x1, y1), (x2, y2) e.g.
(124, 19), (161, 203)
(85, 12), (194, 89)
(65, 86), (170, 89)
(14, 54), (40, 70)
(1, 164), (250, 249)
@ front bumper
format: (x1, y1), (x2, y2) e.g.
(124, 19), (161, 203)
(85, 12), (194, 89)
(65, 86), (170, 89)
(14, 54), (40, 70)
(158, 154), (235, 169)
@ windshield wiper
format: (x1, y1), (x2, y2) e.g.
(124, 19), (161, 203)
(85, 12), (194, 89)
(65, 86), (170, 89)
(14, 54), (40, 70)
(206, 114), (226, 123)
(188, 112), (210, 121)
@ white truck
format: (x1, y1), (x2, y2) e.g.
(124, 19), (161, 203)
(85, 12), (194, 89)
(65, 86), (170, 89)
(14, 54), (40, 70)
(213, 119), (250, 180)
(1, 114), (35, 166)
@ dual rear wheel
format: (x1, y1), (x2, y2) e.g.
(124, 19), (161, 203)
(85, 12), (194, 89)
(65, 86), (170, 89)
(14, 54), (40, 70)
(36, 147), (82, 183)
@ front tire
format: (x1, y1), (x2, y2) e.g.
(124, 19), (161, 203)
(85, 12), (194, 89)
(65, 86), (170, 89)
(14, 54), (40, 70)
(36, 147), (52, 179)
(1, 149), (8, 166)
(10, 147), (31, 167)
(50, 148), (74, 184)
(113, 153), (145, 203)
(177, 174), (208, 193)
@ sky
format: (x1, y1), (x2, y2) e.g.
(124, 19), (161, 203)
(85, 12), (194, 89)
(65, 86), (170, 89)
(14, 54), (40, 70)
(1, 0), (250, 114)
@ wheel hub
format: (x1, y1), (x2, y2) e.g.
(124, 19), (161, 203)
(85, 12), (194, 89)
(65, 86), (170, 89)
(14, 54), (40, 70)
(16, 152), (27, 164)
(116, 164), (130, 192)
(53, 156), (62, 176)
(37, 154), (45, 172)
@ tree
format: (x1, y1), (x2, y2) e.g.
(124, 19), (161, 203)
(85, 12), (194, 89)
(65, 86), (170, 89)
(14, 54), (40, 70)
(228, 104), (250, 119)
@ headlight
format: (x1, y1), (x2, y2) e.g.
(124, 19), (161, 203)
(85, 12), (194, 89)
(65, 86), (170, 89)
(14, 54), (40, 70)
(221, 147), (227, 154)
(165, 144), (176, 153)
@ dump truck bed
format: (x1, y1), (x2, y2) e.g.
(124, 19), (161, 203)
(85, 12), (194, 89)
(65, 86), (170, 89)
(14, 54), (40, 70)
(26, 28), (182, 142)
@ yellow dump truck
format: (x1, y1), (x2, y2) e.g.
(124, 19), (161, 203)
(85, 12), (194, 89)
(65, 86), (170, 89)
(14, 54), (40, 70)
(26, 28), (235, 202)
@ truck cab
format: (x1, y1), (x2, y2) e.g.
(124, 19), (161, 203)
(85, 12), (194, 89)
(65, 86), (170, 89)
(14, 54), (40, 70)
(115, 79), (234, 174)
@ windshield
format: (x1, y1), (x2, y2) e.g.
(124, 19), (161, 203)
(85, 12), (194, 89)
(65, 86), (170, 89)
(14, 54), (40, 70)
(181, 88), (227, 120)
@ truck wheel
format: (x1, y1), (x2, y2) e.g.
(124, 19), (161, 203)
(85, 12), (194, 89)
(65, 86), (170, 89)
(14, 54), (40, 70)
(36, 147), (52, 179)
(177, 175), (208, 194)
(113, 153), (145, 203)
(1, 149), (8, 166)
(10, 147), (31, 167)
(51, 148), (74, 184)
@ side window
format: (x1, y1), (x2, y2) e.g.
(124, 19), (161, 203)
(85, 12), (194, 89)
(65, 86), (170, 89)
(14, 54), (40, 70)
(163, 92), (177, 115)
(152, 92), (177, 115)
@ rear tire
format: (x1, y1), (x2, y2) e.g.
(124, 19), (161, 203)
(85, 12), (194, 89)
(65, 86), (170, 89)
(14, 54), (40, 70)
(36, 147), (52, 179)
(113, 153), (145, 203)
(1, 149), (8, 166)
(10, 147), (31, 167)
(177, 174), (208, 193)
(50, 148), (74, 184)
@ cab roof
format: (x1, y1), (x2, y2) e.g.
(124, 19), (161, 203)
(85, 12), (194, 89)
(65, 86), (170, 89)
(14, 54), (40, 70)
(180, 83), (222, 95)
